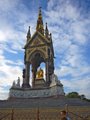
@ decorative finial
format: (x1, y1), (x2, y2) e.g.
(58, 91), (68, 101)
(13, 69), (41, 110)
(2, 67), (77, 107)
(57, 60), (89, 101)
(28, 26), (30, 32)
(46, 22), (47, 27)
(36, 7), (44, 35)
(38, 7), (42, 17)
(27, 26), (31, 41)
(39, 6), (42, 11)
(45, 22), (49, 38)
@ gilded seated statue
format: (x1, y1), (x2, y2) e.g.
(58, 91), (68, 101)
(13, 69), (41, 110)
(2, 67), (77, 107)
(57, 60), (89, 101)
(36, 68), (44, 79)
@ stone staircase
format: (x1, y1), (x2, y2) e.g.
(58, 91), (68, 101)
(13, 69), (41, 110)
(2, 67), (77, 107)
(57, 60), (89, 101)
(0, 97), (90, 108)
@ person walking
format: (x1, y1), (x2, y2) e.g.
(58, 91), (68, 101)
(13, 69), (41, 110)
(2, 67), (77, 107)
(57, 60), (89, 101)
(60, 110), (71, 120)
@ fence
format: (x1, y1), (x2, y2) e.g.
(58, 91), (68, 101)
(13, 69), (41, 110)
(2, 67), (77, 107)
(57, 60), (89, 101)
(0, 105), (90, 120)
(0, 109), (13, 120)
(65, 104), (90, 120)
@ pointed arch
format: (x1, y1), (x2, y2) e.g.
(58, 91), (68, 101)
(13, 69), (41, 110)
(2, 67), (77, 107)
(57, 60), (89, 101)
(29, 50), (45, 62)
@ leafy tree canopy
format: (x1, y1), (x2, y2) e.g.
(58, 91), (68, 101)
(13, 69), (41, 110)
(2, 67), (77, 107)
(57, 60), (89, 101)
(66, 92), (80, 98)
(66, 92), (90, 102)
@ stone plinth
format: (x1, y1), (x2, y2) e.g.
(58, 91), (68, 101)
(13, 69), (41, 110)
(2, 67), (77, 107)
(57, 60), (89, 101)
(34, 78), (46, 88)
(9, 84), (64, 99)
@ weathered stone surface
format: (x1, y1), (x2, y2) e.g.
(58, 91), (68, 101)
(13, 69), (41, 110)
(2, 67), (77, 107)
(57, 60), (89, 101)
(34, 78), (46, 88)
(9, 85), (64, 99)
(50, 74), (63, 87)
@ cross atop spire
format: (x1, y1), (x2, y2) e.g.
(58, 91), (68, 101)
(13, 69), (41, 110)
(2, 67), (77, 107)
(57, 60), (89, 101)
(36, 7), (44, 35)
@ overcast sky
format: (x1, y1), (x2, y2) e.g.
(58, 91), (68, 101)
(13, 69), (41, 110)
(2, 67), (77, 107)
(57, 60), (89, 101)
(0, 0), (90, 100)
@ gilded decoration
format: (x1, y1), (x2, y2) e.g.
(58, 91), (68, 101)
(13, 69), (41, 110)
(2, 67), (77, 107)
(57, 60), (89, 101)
(36, 68), (44, 79)
(41, 47), (46, 52)
(26, 44), (50, 62)
(28, 36), (47, 47)
(26, 49), (45, 62)
(26, 46), (47, 61)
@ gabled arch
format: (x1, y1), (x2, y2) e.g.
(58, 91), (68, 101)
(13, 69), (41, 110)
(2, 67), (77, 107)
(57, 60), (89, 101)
(29, 50), (45, 63)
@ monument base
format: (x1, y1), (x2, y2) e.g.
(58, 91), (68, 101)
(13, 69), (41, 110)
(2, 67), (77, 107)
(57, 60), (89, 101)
(9, 85), (64, 99)
(9, 74), (65, 99)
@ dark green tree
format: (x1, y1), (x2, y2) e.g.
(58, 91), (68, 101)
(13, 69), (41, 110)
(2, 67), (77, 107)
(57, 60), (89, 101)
(66, 92), (80, 98)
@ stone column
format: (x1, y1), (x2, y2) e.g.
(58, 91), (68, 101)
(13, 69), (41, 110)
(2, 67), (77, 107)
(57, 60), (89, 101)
(32, 67), (37, 88)
(22, 62), (30, 88)
(22, 68), (26, 88)
(25, 62), (30, 87)
(32, 70), (35, 87)
(46, 59), (50, 85)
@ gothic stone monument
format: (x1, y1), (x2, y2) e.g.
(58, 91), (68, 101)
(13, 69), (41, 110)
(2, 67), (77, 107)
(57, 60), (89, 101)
(9, 8), (64, 99)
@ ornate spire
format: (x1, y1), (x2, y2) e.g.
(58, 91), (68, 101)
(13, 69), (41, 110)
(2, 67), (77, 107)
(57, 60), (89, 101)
(45, 22), (49, 38)
(27, 26), (31, 41)
(36, 7), (44, 35)
(50, 33), (54, 57)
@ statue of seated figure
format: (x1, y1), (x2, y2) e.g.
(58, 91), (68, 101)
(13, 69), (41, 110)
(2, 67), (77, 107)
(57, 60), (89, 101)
(36, 68), (44, 79)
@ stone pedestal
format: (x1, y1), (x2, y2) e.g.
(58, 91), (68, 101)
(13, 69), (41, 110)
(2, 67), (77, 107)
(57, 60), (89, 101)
(34, 78), (46, 88)
(10, 74), (65, 99)
(9, 84), (64, 99)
